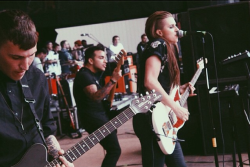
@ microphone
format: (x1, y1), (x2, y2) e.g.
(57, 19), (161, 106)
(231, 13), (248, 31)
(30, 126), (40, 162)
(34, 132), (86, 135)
(177, 30), (206, 38)
(80, 33), (89, 36)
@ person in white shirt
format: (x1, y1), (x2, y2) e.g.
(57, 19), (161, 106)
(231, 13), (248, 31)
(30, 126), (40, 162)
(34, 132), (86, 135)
(32, 48), (49, 76)
(109, 35), (124, 55)
(44, 43), (62, 76)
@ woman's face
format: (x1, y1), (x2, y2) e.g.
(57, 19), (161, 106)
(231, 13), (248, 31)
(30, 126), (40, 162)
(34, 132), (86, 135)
(157, 17), (179, 44)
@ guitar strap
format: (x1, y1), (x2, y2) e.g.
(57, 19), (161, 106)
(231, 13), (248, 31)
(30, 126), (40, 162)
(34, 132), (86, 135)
(20, 75), (47, 149)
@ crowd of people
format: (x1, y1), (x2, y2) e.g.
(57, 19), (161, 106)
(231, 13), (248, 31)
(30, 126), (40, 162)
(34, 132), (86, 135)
(0, 8), (196, 167)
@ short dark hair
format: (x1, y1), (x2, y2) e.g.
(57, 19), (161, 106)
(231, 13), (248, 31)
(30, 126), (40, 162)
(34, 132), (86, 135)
(0, 9), (39, 50)
(53, 42), (59, 49)
(36, 47), (48, 56)
(60, 40), (67, 48)
(141, 33), (147, 39)
(112, 35), (119, 42)
(84, 46), (104, 65)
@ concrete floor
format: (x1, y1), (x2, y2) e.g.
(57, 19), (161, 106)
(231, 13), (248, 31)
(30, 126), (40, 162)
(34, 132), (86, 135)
(57, 118), (250, 167)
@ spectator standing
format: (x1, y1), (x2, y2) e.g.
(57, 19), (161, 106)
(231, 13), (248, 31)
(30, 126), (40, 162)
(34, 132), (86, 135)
(45, 42), (61, 76)
(109, 35), (124, 55)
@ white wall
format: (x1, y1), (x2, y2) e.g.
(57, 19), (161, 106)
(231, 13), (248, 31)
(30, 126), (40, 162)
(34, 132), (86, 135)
(55, 17), (147, 53)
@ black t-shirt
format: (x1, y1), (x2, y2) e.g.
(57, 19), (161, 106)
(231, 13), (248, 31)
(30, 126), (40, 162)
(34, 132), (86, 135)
(73, 67), (106, 122)
(137, 38), (178, 95)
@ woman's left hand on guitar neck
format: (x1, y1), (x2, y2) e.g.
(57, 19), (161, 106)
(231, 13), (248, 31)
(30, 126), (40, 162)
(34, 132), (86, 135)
(179, 82), (197, 97)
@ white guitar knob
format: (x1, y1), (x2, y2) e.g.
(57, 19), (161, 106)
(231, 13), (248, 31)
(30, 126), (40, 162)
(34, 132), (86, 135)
(145, 91), (149, 95)
(135, 100), (139, 103)
(147, 96), (151, 99)
(141, 98), (145, 101)
(144, 106), (148, 110)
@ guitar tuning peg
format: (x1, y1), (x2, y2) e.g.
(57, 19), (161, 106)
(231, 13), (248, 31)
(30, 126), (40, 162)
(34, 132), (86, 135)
(145, 91), (149, 95)
(134, 95), (138, 99)
(140, 94), (143, 97)
(150, 89), (155, 93)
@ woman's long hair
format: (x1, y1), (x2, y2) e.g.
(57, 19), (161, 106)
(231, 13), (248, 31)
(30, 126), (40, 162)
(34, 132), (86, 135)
(145, 11), (180, 86)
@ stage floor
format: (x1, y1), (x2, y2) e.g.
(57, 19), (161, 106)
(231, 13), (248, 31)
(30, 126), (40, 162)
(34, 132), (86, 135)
(57, 118), (249, 167)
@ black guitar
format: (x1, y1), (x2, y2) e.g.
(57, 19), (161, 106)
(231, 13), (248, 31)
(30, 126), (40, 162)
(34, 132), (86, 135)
(12, 90), (162, 167)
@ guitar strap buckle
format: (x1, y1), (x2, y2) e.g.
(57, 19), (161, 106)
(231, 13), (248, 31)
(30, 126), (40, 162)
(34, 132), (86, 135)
(24, 98), (36, 103)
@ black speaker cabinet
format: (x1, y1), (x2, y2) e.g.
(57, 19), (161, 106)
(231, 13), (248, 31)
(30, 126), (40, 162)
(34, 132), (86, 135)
(177, 2), (250, 155)
(179, 1), (250, 81)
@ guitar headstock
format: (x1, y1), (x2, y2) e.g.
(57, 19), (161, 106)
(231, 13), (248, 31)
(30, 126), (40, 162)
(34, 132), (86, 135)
(196, 57), (207, 70)
(115, 49), (127, 67)
(130, 90), (162, 114)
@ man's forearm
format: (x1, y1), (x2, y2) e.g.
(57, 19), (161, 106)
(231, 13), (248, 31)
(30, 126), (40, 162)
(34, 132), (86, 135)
(89, 80), (115, 101)
(45, 135), (61, 158)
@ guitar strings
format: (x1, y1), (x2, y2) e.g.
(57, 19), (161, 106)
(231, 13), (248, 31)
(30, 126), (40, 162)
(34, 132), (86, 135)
(52, 107), (135, 165)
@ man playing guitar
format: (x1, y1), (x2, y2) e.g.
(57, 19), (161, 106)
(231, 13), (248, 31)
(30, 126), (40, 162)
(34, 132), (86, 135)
(73, 46), (122, 167)
(0, 9), (73, 167)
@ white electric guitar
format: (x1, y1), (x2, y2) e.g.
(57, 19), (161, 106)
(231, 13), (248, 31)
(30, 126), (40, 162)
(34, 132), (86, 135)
(152, 58), (206, 155)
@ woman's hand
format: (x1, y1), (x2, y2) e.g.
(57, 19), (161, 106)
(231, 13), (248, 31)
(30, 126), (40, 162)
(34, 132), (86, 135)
(179, 82), (196, 97)
(172, 104), (190, 122)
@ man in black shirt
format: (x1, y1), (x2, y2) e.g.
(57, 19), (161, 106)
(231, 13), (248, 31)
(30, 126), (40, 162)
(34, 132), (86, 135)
(73, 46), (122, 167)
(136, 33), (148, 56)
(0, 9), (73, 167)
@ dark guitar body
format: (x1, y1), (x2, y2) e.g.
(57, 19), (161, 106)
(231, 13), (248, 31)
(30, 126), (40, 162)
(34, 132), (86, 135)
(12, 144), (48, 167)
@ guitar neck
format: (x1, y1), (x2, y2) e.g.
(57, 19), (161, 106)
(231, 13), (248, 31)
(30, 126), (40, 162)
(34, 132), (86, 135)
(46, 107), (136, 166)
(179, 68), (202, 107)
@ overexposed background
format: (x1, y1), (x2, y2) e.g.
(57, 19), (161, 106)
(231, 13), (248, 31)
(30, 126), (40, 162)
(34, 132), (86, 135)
(55, 17), (147, 53)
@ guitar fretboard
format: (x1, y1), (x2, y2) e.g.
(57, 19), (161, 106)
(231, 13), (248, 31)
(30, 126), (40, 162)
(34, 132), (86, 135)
(45, 107), (135, 167)
(179, 68), (202, 107)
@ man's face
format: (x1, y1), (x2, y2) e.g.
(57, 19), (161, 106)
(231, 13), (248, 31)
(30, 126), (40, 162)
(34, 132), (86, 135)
(47, 42), (53, 51)
(0, 41), (36, 80)
(92, 50), (107, 72)
(142, 36), (148, 43)
(113, 37), (120, 46)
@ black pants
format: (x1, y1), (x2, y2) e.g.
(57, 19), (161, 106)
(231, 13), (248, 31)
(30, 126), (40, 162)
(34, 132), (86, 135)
(133, 113), (186, 167)
(81, 112), (121, 167)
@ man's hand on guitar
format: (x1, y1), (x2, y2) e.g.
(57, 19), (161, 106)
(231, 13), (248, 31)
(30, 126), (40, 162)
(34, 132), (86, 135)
(180, 82), (197, 97)
(57, 149), (74, 167)
(111, 67), (122, 82)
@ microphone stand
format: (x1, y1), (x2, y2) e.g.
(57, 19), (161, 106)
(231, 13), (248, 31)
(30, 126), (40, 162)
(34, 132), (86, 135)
(200, 36), (219, 167)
